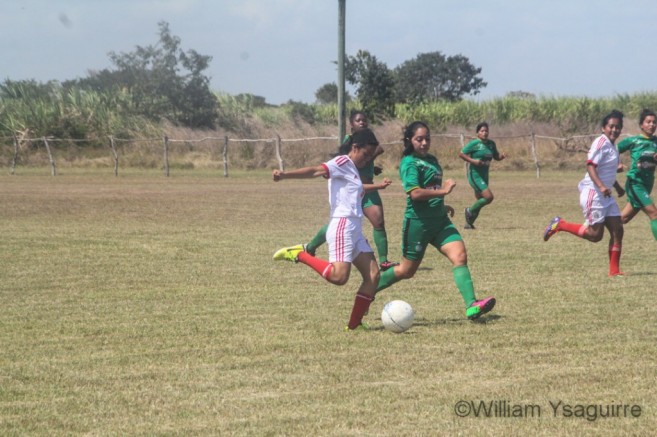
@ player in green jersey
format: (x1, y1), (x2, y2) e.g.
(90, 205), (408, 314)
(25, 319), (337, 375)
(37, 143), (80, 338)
(458, 122), (507, 229)
(617, 108), (657, 239)
(304, 110), (399, 270)
(375, 121), (496, 320)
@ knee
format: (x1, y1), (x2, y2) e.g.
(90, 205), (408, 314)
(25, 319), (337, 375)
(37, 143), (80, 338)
(396, 267), (416, 280)
(451, 252), (468, 266)
(485, 193), (494, 204)
(331, 274), (350, 286)
(589, 233), (604, 243)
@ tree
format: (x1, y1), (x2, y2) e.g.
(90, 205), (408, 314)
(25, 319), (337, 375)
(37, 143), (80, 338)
(394, 51), (487, 103)
(344, 50), (396, 120)
(72, 21), (218, 129)
(314, 82), (351, 105)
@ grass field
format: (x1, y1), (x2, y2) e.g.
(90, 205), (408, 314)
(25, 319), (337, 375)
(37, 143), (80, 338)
(1, 168), (655, 435)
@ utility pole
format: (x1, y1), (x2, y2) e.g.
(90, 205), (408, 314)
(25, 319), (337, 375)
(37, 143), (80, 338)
(337, 0), (346, 145)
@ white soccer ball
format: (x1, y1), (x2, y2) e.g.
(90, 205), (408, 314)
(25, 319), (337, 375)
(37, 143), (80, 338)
(381, 300), (415, 333)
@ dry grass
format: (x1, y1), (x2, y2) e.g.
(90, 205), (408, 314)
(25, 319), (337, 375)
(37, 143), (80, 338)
(1, 168), (655, 435)
(1, 119), (614, 175)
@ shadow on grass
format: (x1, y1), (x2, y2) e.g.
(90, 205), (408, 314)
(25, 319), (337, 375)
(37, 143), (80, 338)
(407, 314), (503, 329)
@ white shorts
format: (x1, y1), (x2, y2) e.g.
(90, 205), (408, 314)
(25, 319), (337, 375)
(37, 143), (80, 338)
(579, 186), (620, 225)
(326, 217), (373, 263)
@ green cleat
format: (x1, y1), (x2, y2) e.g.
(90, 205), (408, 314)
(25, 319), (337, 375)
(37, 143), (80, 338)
(466, 296), (496, 320)
(272, 244), (305, 262)
(344, 322), (370, 332)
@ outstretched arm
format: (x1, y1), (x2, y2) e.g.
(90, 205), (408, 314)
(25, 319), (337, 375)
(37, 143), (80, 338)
(272, 165), (327, 181)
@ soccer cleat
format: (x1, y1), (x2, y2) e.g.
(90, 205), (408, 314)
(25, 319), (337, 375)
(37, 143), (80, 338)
(543, 217), (561, 241)
(609, 271), (625, 278)
(464, 207), (475, 227)
(380, 260), (399, 271)
(344, 321), (370, 332)
(272, 244), (305, 262)
(466, 296), (496, 320)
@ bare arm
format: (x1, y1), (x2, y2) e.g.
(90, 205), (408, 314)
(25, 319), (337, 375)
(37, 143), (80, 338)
(272, 165), (326, 181)
(614, 180), (625, 197)
(494, 151), (507, 161)
(363, 178), (392, 193)
(458, 151), (483, 167)
(586, 163), (611, 197)
(408, 179), (457, 201)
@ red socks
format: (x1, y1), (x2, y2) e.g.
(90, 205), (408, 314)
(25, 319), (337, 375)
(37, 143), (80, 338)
(609, 244), (622, 276)
(348, 292), (374, 329)
(558, 219), (587, 237)
(297, 252), (333, 279)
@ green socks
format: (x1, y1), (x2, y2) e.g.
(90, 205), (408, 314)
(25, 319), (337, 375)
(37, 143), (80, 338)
(305, 224), (328, 255)
(376, 264), (477, 308)
(469, 197), (489, 219)
(372, 228), (389, 263)
(376, 267), (399, 293)
(453, 265), (476, 308)
(651, 219), (657, 240)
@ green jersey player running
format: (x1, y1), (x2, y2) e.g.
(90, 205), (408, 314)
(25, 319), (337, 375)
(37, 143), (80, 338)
(458, 122), (507, 229)
(617, 108), (657, 239)
(375, 121), (496, 321)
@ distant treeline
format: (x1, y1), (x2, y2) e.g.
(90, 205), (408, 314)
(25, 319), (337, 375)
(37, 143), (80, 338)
(2, 77), (657, 145)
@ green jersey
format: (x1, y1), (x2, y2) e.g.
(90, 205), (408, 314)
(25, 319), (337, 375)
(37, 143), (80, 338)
(399, 153), (446, 219)
(617, 135), (657, 186)
(461, 138), (500, 180)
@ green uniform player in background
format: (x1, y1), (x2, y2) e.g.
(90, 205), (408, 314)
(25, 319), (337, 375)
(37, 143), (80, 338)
(617, 108), (657, 239)
(458, 122), (507, 229)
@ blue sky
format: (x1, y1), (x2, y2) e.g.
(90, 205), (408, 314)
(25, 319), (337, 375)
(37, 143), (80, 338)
(2, 0), (656, 105)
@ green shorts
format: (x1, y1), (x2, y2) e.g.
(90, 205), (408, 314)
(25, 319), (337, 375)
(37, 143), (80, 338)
(625, 178), (654, 209)
(401, 216), (462, 261)
(362, 191), (383, 209)
(467, 170), (489, 193)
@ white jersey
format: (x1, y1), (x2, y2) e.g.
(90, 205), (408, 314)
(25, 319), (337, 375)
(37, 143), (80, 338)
(578, 134), (619, 192)
(322, 155), (364, 219)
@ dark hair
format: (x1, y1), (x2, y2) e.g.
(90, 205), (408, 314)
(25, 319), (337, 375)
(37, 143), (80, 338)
(639, 108), (656, 125)
(338, 127), (378, 155)
(602, 109), (624, 128)
(476, 121), (489, 132)
(402, 121), (430, 156)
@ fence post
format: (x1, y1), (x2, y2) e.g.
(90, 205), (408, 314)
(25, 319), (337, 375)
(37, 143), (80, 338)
(109, 136), (119, 177)
(275, 134), (284, 171)
(529, 132), (541, 178)
(163, 135), (170, 177)
(11, 134), (18, 175)
(43, 137), (57, 176)
(223, 135), (229, 177)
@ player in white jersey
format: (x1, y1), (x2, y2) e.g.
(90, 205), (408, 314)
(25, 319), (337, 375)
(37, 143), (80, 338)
(543, 110), (626, 276)
(272, 128), (393, 330)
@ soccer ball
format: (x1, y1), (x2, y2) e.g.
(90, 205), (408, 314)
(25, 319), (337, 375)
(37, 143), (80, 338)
(381, 300), (415, 333)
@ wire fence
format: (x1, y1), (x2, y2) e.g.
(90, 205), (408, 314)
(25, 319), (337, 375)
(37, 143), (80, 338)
(0, 131), (620, 178)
